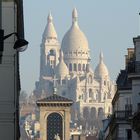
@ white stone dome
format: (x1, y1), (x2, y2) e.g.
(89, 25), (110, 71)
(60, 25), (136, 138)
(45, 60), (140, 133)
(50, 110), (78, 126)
(55, 50), (69, 78)
(61, 8), (89, 53)
(95, 52), (109, 79)
(43, 12), (57, 40)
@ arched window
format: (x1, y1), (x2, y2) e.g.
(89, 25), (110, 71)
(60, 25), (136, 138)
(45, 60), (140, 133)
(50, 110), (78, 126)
(90, 107), (96, 119)
(83, 64), (85, 71)
(89, 89), (92, 97)
(83, 107), (90, 120)
(86, 64), (89, 71)
(78, 64), (81, 71)
(47, 113), (63, 140)
(90, 107), (97, 128)
(98, 108), (104, 119)
(49, 49), (56, 56)
(74, 63), (77, 71)
(69, 63), (72, 71)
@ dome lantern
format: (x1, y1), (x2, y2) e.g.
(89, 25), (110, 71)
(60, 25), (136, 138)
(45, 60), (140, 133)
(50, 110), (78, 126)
(72, 8), (78, 26)
(47, 12), (53, 23)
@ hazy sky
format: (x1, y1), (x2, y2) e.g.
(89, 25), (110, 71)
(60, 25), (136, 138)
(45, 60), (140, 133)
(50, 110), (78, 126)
(21, 0), (140, 94)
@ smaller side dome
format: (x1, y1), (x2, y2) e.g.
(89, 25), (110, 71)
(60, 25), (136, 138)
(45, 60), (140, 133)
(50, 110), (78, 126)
(55, 50), (69, 78)
(95, 52), (109, 79)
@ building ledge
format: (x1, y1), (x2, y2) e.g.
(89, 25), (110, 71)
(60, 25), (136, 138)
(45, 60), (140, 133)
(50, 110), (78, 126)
(128, 73), (140, 79)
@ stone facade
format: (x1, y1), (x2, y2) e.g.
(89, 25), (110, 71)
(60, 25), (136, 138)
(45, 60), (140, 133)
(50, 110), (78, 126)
(104, 37), (140, 140)
(34, 9), (115, 132)
(36, 94), (73, 140)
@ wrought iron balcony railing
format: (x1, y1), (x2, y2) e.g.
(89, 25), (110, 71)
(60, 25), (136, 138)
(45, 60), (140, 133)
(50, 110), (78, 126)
(109, 110), (132, 131)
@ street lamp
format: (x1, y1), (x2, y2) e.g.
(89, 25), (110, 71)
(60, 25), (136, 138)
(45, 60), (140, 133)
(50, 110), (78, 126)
(0, 29), (28, 63)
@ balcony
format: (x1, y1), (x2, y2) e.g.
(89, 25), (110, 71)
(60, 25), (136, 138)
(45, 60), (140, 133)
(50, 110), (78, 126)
(128, 61), (140, 74)
(113, 110), (132, 120)
(109, 110), (132, 131)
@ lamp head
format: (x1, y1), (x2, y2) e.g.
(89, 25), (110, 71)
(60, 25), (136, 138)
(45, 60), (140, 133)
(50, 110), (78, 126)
(13, 38), (28, 52)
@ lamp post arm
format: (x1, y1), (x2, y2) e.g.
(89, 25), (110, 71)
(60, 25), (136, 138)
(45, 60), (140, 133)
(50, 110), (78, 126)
(3, 32), (18, 40)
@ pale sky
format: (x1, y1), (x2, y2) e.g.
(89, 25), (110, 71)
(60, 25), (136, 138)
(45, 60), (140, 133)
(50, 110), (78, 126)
(21, 0), (140, 94)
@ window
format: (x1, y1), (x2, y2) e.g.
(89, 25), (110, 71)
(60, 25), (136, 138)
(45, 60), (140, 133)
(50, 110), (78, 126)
(126, 129), (132, 140)
(49, 49), (56, 56)
(98, 108), (104, 119)
(86, 64), (89, 71)
(89, 89), (92, 97)
(78, 63), (81, 71)
(83, 64), (85, 71)
(137, 103), (140, 111)
(74, 63), (77, 71)
(47, 113), (63, 140)
(69, 63), (72, 71)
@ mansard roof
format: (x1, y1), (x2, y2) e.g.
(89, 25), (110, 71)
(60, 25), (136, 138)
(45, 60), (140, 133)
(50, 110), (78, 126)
(116, 69), (132, 90)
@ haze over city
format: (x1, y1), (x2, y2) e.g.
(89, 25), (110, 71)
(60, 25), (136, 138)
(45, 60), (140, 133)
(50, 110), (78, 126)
(21, 0), (140, 94)
(1, 1), (140, 140)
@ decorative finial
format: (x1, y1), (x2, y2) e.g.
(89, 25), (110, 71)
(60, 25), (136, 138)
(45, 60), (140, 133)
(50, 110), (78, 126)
(99, 52), (103, 63)
(72, 8), (78, 24)
(48, 12), (53, 22)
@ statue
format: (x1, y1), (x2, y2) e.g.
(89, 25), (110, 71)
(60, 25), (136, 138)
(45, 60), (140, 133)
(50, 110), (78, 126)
(54, 133), (60, 140)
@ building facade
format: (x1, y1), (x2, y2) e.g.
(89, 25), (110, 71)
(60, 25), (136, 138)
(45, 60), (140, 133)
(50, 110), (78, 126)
(104, 36), (140, 140)
(34, 8), (115, 133)
(0, 0), (25, 139)
(37, 93), (73, 140)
